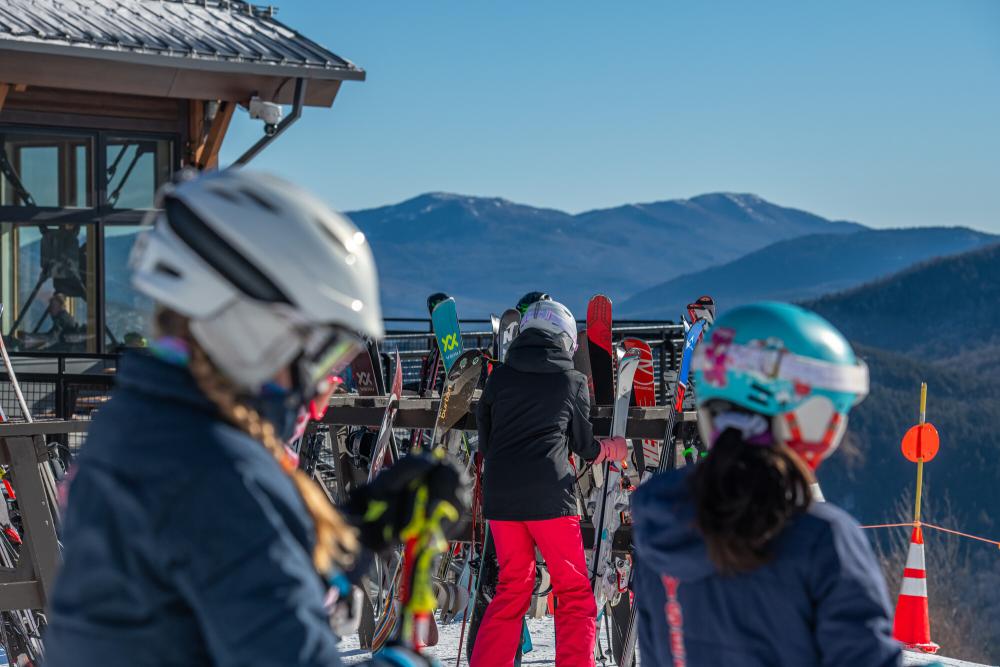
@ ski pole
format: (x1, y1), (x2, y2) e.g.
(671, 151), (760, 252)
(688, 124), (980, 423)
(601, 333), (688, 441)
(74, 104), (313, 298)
(0, 308), (32, 425)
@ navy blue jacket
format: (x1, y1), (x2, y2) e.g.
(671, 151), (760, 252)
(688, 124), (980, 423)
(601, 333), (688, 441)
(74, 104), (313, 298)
(44, 353), (347, 666)
(631, 467), (902, 667)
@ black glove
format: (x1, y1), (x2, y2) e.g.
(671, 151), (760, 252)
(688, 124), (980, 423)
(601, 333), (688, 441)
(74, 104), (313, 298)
(343, 453), (470, 554)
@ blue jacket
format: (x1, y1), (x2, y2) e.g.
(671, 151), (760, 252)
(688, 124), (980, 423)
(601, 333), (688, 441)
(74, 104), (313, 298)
(631, 467), (902, 667)
(44, 352), (346, 666)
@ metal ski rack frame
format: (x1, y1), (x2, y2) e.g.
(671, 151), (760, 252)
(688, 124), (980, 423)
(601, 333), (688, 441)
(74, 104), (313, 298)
(0, 421), (86, 610)
(320, 395), (696, 441)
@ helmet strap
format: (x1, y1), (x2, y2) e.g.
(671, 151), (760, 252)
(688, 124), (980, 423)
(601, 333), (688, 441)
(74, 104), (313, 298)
(779, 411), (843, 470)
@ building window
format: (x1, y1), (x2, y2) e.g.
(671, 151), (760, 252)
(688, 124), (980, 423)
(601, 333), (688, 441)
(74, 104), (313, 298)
(0, 128), (177, 354)
(105, 137), (172, 209)
(0, 132), (93, 208)
(104, 225), (154, 349)
(0, 223), (97, 352)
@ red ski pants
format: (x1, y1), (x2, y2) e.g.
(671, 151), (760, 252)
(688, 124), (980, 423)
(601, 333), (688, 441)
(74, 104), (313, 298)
(470, 516), (596, 667)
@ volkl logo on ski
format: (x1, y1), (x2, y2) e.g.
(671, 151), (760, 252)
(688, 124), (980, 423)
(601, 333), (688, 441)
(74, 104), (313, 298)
(441, 333), (460, 352)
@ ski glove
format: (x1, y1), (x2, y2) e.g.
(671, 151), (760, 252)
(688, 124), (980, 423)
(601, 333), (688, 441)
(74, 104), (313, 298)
(592, 436), (628, 465)
(342, 453), (470, 555)
(324, 574), (364, 638)
(371, 643), (441, 667)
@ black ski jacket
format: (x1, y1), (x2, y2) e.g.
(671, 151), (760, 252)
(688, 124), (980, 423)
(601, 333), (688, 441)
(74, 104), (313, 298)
(478, 328), (599, 521)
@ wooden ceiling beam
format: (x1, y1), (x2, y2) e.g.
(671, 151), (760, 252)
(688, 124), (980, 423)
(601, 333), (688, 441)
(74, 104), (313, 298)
(195, 100), (235, 170)
(0, 83), (29, 113)
(187, 100), (206, 167)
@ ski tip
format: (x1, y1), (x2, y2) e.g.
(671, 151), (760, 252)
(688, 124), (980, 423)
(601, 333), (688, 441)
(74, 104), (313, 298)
(427, 292), (452, 313)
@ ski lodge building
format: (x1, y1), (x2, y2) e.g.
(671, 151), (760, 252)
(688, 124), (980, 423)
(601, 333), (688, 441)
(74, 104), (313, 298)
(0, 0), (363, 418)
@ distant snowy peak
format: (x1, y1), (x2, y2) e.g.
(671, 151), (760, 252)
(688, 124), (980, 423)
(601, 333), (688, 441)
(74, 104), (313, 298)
(345, 190), (870, 317)
(349, 191), (862, 230)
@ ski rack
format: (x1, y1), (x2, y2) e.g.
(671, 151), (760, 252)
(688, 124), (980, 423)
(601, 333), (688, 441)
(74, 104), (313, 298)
(320, 394), (696, 440)
(0, 421), (81, 610)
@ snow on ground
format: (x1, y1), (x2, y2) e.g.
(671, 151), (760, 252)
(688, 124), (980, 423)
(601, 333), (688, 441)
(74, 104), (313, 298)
(904, 650), (996, 667)
(338, 616), (557, 666)
(338, 616), (996, 666)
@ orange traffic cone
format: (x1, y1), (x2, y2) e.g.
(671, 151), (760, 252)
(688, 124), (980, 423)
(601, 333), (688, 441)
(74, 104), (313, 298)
(892, 525), (939, 654)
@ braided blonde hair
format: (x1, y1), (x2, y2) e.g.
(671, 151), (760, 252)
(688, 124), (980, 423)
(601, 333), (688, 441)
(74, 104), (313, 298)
(157, 310), (358, 573)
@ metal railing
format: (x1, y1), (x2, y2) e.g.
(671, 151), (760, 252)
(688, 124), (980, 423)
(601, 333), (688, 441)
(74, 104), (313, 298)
(0, 353), (116, 457)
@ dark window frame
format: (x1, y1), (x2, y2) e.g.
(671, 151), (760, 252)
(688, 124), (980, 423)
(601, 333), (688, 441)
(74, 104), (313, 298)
(0, 123), (180, 354)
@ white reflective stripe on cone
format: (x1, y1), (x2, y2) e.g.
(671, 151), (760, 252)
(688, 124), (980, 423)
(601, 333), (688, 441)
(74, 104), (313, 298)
(900, 577), (928, 597)
(905, 543), (925, 570)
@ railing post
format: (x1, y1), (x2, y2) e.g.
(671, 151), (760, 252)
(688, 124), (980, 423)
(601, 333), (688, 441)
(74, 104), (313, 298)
(658, 330), (668, 405)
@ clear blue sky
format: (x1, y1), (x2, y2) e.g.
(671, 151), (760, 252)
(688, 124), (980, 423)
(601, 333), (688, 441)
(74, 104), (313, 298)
(219, 0), (1000, 231)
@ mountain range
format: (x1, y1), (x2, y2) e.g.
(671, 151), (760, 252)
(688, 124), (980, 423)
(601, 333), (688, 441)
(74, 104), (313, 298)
(621, 227), (996, 317)
(347, 192), (863, 317)
(807, 243), (1000, 537)
(348, 192), (996, 320)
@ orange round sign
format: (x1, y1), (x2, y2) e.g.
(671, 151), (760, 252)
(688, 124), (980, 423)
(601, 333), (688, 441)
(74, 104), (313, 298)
(901, 423), (940, 463)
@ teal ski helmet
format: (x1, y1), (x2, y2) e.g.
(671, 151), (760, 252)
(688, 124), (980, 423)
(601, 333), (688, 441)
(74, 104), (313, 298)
(692, 302), (869, 469)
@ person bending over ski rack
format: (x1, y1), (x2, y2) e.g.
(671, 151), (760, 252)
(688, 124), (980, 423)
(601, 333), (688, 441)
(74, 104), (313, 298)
(44, 169), (457, 667)
(470, 299), (626, 667)
(631, 302), (901, 667)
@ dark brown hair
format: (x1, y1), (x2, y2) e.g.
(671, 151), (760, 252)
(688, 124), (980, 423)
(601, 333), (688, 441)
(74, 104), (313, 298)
(156, 309), (357, 573)
(690, 426), (814, 574)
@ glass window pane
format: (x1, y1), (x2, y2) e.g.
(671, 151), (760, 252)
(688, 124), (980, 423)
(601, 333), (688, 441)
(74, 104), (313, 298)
(0, 133), (93, 207)
(104, 225), (154, 349)
(0, 223), (98, 352)
(105, 138), (172, 209)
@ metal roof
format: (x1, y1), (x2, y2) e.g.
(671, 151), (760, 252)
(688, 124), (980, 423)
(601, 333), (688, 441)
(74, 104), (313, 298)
(0, 0), (364, 81)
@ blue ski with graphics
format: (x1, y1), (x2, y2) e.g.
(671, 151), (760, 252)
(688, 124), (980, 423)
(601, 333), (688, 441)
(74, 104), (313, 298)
(430, 295), (463, 373)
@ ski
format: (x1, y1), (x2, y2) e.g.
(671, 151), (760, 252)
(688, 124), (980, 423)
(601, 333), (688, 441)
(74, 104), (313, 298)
(586, 295), (614, 406)
(622, 338), (656, 479)
(430, 295), (464, 373)
(497, 309), (521, 363)
(368, 351), (403, 483)
(366, 338), (388, 395)
(373, 465), (461, 654)
(680, 297), (716, 464)
(573, 326), (596, 406)
(489, 313), (501, 357)
(588, 347), (640, 663)
(429, 350), (482, 454)
(348, 345), (381, 397)
(406, 293), (452, 451)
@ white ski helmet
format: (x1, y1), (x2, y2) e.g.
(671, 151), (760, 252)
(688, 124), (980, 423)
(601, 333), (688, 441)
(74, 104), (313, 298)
(520, 299), (578, 352)
(130, 168), (383, 395)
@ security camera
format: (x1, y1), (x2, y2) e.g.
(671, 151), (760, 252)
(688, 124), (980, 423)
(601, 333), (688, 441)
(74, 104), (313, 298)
(248, 96), (283, 135)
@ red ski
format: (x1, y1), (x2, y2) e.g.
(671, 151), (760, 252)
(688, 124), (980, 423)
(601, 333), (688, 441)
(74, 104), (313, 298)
(586, 295), (614, 406)
(622, 338), (656, 475)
